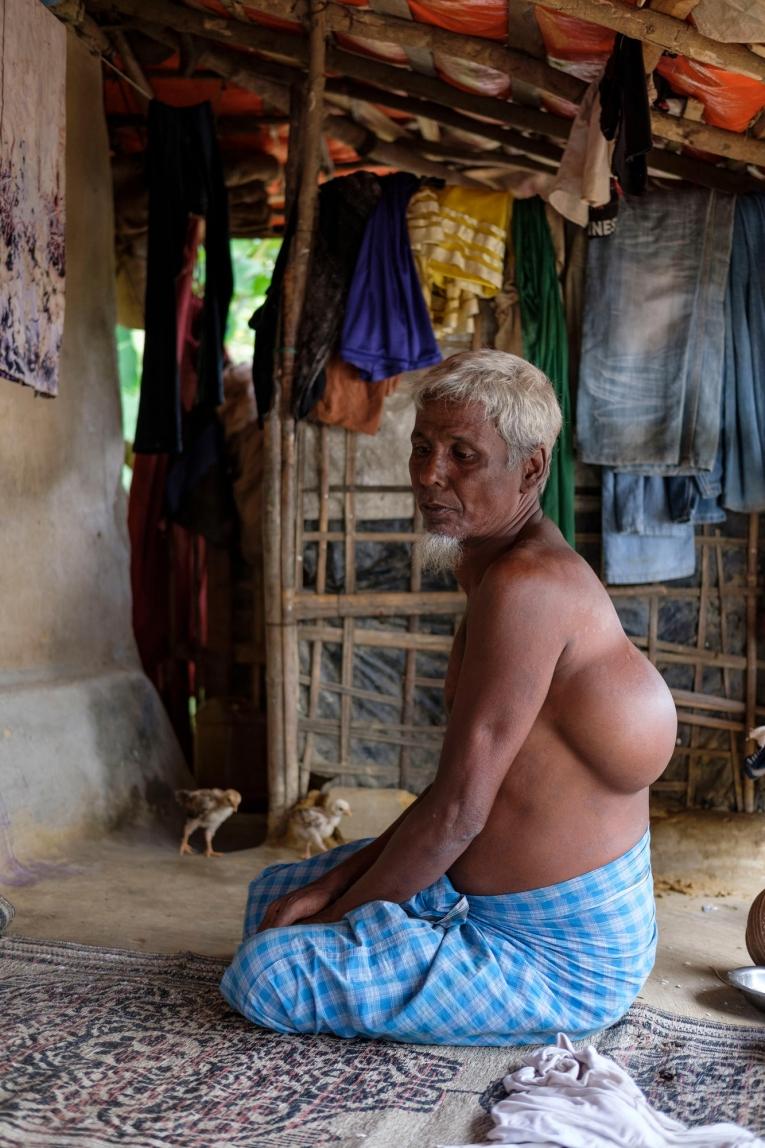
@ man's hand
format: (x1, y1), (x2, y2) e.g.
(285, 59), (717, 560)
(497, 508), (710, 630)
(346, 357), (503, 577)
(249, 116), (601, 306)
(257, 882), (336, 932)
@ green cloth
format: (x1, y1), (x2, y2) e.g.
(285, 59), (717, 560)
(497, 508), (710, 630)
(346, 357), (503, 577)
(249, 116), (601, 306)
(512, 198), (575, 547)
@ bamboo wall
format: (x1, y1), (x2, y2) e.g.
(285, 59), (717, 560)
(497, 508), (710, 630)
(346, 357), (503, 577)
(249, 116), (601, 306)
(286, 421), (765, 813)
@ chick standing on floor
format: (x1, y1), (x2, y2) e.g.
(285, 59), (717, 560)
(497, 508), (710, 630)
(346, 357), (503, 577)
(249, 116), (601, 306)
(176, 788), (242, 857)
(287, 793), (352, 859)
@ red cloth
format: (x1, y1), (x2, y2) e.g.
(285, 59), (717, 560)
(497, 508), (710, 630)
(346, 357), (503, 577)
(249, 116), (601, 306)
(127, 219), (207, 762)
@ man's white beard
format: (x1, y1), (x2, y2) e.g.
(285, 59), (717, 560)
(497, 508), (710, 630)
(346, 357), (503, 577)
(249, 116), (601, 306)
(421, 533), (463, 574)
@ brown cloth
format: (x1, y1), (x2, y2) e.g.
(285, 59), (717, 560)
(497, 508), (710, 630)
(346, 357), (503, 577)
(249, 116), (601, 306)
(312, 357), (399, 436)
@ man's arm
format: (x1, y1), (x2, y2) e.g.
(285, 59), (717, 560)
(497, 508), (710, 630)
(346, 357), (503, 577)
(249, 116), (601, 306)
(257, 787), (431, 931)
(308, 564), (566, 921)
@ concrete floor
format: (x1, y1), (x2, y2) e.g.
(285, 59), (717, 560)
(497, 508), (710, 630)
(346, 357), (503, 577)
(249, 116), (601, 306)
(3, 799), (765, 1027)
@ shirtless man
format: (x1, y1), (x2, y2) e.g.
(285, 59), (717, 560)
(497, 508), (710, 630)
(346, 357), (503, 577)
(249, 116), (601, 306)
(221, 350), (677, 1046)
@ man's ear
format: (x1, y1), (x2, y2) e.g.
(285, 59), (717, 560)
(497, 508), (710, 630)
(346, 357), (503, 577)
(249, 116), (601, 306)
(520, 447), (548, 492)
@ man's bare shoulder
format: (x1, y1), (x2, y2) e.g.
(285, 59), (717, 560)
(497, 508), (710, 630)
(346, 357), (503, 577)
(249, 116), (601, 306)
(476, 525), (601, 607)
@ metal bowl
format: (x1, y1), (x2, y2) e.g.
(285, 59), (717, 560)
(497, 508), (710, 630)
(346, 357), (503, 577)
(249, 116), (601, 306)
(725, 966), (765, 1012)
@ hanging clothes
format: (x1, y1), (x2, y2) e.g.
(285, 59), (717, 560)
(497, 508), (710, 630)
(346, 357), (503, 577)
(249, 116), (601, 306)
(134, 100), (233, 455)
(512, 197), (576, 547)
(601, 471), (697, 585)
(577, 189), (734, 473)
(549, 78), (613, 228)
(312, 357), (399, 436)
(408, 185), (512, 336)
(128, 222), (209, 762)
(339, 173), (441, 381)
(599, 35), (653, 197)
(722, 194), (765, 512)
(251, 172), (382, 421)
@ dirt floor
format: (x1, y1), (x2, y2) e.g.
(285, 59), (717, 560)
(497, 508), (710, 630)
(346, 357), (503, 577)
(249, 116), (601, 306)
(3, 799), (765, 1026)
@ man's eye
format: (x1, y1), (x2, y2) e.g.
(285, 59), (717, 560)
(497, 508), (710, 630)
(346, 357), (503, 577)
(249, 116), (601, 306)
(454, 449), (475, 462)
(411, 444), (429, 458)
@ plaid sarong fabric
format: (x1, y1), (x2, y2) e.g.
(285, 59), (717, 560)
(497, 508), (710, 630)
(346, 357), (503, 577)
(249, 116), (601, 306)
(220, 831), (656, 1046)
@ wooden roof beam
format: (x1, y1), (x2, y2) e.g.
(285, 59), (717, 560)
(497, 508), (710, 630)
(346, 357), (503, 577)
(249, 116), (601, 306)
(529, 0), (765, 82)
(224, 0), (587, 103)
(90, 0), (585, 103)
(85, 2), (765, 174)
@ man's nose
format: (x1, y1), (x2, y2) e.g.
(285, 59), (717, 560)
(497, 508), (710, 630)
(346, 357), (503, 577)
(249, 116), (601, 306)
(418, 452), (447, 487)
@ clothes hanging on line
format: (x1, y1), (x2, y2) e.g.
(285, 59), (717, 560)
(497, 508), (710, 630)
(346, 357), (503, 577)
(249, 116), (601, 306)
(722, 194), (765, 512)
(599, 34), (652, 197)
(311, 357), (399, 436)
(134, 100), (233, 455)
(128, 224), (210, 762)
(407, 185), (512, 336)
(549, 77), (613, 228)
(512, 197), (576, 547)
(251, 172), (382, 421)
(339, 172), (441, 382)
(577, 189), (735, 473)
(601, 470), (697, 585)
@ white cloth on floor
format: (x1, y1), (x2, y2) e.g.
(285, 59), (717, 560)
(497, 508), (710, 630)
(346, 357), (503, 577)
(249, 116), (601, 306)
(548, 79), (613, 228)
(443, 1034), (765, 1148)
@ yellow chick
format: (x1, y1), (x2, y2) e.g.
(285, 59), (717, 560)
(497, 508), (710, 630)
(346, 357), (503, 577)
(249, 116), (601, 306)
(286, 793), (352, 859)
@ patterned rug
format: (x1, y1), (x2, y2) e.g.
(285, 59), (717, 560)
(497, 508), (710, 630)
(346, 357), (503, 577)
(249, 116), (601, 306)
(2, 936), (765, 1148)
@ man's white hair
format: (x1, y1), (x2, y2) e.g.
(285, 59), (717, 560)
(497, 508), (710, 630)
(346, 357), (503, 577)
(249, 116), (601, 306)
(410, 350), (562, 482)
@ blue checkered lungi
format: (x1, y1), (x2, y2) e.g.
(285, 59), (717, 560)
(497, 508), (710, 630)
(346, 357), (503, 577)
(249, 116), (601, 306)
(220, 831), (656, 1046)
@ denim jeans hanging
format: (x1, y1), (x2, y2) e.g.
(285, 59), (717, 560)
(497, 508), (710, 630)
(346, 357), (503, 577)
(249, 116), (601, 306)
(602, 470), (696, 585)
(578, 189), (734, 474)
(722, 195), (765, 512)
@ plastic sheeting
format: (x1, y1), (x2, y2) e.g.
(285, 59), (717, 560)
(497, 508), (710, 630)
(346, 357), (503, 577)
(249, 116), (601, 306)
(657, 55), (765, 132)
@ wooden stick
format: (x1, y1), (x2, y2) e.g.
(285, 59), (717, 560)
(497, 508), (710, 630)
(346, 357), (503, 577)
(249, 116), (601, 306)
(277, 0), (327, 815)
(294, 590), (466, 618)
(325, 114), (491, 186)
(650, 109), (765, 168)
(111, 29), (155, 101)
(744, 513), (759, 812)
(340, 432), (358, 778)
(301, 425), (331, 784)
(686, 532), (710, 808)
(529, 0), (765, 82)
(715, 534), (744, 812)
(400, 507), (424, 791)
(263, 414), (287, 829)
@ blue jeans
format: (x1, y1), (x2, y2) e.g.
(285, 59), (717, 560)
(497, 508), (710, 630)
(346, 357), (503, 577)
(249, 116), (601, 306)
(722, 195), (765, 512)
(578, 189), (734, 473)
(602, 470), (696, 585)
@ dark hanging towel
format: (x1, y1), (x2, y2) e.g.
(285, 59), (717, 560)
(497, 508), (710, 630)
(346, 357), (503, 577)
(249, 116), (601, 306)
(599, 35), (652, 196)
(251, 172), (382, 422)
(134, 101), (233, 455)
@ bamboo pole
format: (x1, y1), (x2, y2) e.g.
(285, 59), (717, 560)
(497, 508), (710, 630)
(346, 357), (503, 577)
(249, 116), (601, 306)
(715, 535), (744, 811)
(686, 535), (710, 808)
(744, 513), (760, 812)
(275, 0), (328, 819)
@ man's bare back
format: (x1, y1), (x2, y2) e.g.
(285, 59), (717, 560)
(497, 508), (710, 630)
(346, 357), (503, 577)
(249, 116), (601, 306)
(257, 381), (677, 929)
(446, 519), (677, 895)
(228, 352), (666, 1047)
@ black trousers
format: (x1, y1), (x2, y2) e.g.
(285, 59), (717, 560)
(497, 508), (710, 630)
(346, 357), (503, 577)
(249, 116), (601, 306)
(134, 101), (232, 454)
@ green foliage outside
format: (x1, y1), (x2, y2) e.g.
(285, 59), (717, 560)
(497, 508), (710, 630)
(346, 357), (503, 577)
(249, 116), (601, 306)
(116, 237), (281, 491)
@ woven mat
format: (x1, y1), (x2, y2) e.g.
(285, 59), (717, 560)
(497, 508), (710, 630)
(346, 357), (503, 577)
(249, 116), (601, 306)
(2, 936), (765, 1148)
